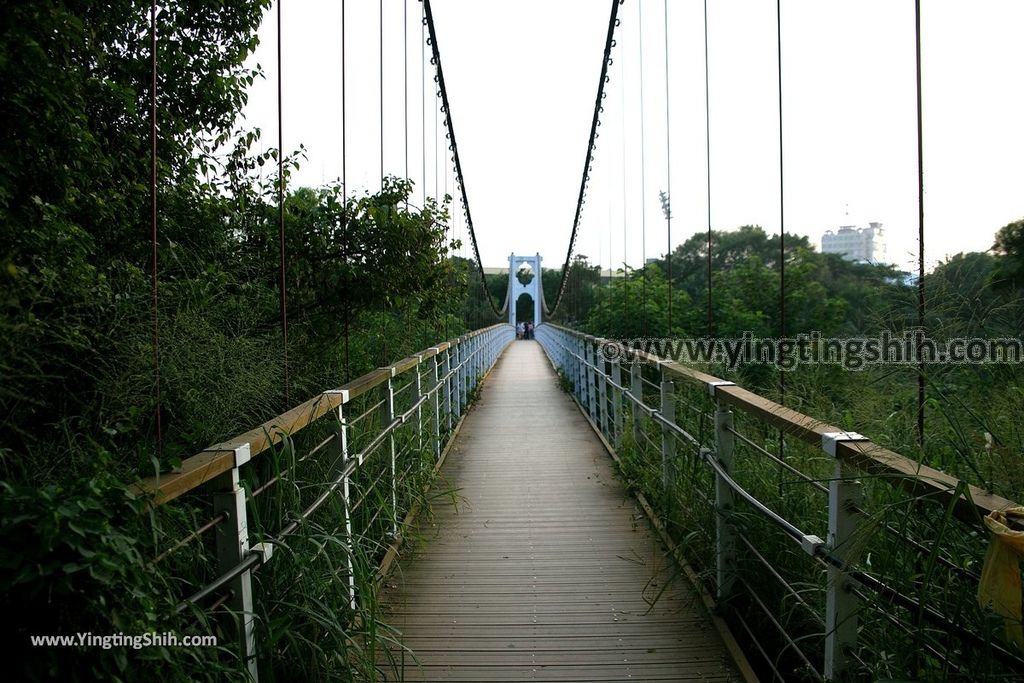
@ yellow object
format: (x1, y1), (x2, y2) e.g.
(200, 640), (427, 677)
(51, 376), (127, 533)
(978, 507), (1024, 649)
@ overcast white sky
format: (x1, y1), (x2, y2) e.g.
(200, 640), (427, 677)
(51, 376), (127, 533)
(240, 0), (1024, 274)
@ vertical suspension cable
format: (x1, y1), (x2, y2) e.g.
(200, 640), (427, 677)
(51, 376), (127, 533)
(638, 0), (648, 336)
(342, 0), (350, 381)
(620, 44), (629, 324)
(777, 0), (786, 348)
(421, 5), (426, 207)
(340, 2), (347, 199)
(602, 159), (610, 294)
(915, 0), (926, 446)
(404, 0), (409, 206)
(380, 0), (385, 187)
(342, 0), (347, 196)
(545, 0), (621, 319)
(148, 0), (162, 456)
(776, 0), (786, 468)
(380, 0), (387, 363)
(704, 0), (713, 338)
(434, 60), (442, 336)
(663, 0), (672, 336)
(277, 0), (290, 406)
(434, 72), (439, 204)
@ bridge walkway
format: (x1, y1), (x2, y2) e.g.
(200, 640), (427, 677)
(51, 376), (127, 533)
(381, 340), (746, 682)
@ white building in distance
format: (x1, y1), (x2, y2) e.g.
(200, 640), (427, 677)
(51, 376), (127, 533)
(821, 222), (886, 263)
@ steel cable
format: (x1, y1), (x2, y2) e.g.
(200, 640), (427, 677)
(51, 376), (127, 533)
(776, 0), (786, 469)
(915, 0), (926, 446)
(663, 0), (673, 335)
(544, 0), (622, 318)
(148, 0), (162, 456)
(422, 0), (505, 318)
(703, 0), (713, 338)
(277, 0), (290, 406)
(638, 0), (648, 334)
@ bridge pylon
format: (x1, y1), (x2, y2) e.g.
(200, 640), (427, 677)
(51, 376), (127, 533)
(508, 253), (543, 328)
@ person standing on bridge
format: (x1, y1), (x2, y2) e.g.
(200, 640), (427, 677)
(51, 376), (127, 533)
(517, 321), (525, 340)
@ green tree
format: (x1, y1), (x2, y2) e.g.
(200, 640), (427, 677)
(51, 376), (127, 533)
(586, 264), (695, 338)
(990, 218), (1024, 290)
(0, 0), (268, 464)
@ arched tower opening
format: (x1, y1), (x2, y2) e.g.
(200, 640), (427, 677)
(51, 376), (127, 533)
(508, 253), (542, 329)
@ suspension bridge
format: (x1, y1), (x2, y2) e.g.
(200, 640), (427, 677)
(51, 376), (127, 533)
(128, 0), (1024, 681)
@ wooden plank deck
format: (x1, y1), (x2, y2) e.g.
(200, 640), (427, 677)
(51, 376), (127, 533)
(381, 340), (746, 682)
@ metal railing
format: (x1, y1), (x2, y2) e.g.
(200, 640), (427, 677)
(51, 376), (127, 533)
(131, 324), (515, 681)
(536, 323), (1022, 681)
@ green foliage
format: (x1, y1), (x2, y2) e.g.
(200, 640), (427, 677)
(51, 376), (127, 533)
(575, 222), (1024, 500)
(0, 454), (227, 682)
(585, 263), (695, 337)
(607, 366), (1018, 681)
(989, 218), (1024, 290)
(0, 2), (470, 680)
(544, 254), (602, 325)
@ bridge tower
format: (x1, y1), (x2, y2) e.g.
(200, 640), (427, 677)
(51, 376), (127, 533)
(508, 253), (543, 329)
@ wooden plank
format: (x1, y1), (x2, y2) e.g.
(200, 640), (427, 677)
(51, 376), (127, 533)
(381, 341), (749, 682)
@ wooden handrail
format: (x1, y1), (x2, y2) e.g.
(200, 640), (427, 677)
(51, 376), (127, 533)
(547, 323), (1017, 523)
(130, 324), (506, 508)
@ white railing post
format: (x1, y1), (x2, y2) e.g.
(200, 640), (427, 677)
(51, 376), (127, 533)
(384, 374), (398, 538)
(413, 358), (424, 455)
(326, 400), (356, 611)
(453, 338), (463, 420)
(611, 356), (623, 448)
(713, 393), (737, 603)
(459, 337), (468, 410)
(585, 340), (598, 422)
(659, 373), (676, 495)
(323, 393), (354, 610)
(431, 351), (442, 461)
(443, 346), (453, 432)
(823, 433), (865, 680)
(630, 363), (643, 446)
(576, 335), (586, 404)
(450, 340), (459, 421)
(470, 334), (479, 392)
(598, 346), (610, 437)
(212, 445), (258, 681)
(560, 334), (568, 376)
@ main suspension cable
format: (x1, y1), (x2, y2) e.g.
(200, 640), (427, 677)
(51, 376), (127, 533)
(422, 0), (504, 319)
(546, 0), (623, 318)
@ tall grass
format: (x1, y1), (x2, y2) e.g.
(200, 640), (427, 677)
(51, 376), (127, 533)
(569, 348), (1023, 682)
